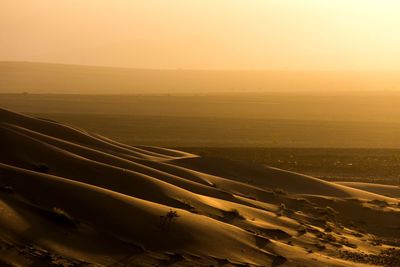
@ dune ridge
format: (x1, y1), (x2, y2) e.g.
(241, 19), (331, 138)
(0, 108), (399, 267)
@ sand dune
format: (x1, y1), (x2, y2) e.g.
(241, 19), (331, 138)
(1, 108), (399, 267)
(336, 182), (400, 199)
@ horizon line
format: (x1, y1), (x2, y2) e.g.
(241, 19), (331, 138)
(2, 60), (400, 73)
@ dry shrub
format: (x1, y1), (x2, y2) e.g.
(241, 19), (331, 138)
(159, 209), (179, 232)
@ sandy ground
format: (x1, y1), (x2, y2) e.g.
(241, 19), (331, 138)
(0, 107), (399, 267)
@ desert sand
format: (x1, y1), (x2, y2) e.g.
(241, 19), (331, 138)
(0, 108), (399, 267)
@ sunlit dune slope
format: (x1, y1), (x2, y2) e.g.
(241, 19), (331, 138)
(336, 182), (400, 199)
(0, 108), (399, 267)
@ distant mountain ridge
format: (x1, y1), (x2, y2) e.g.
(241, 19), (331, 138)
(1, 61), (400, 94)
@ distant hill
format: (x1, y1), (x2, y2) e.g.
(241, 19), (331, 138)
(1, 61), (400, 94)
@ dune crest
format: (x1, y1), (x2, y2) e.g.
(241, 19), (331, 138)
(0, 108), (399, 267)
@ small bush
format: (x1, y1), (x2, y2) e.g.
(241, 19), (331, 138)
(159, 209), (179, 232)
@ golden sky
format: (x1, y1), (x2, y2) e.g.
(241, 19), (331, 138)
(1, 0), (400, 70)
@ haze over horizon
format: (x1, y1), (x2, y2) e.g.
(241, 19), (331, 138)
(2, 1), (400, 71)
(3, 61), (400, 94)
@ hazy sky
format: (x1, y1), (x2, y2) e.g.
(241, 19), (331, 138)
(1, 0), (400, 70)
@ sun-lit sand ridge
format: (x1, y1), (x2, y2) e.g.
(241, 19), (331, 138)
(0, 108), (399, 267)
